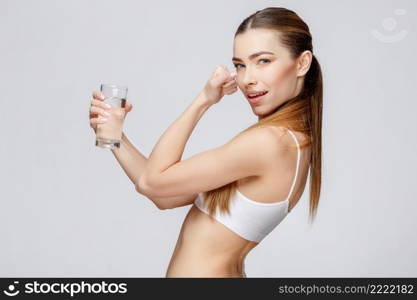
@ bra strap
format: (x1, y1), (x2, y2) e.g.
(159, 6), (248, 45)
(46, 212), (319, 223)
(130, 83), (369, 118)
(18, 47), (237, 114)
(285, 130), (301, 201)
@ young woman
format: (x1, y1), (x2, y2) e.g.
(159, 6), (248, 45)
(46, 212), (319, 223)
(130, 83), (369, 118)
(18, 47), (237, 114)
(89, 7), (322, 277)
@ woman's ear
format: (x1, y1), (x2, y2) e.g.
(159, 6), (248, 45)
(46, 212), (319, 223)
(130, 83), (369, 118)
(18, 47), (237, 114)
(296, 50), (313, 77)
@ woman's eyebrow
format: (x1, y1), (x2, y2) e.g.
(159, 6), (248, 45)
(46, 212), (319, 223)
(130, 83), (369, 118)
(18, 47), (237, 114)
(232, 51), (275, 62)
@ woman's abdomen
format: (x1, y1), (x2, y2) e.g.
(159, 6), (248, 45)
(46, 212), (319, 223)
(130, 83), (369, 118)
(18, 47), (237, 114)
(165, 205), (249, 277)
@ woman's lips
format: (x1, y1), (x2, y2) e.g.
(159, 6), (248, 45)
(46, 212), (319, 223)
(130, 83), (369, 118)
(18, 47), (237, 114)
(248, 91), (268, 105)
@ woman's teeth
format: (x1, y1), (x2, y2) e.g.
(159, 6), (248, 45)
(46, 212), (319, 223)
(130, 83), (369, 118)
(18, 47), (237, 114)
(248, 91), (267, 98)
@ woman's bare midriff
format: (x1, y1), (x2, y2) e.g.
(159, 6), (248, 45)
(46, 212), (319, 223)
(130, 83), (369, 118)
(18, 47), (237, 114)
(165, 203), (259, 277)
(165, 129), (310, 278)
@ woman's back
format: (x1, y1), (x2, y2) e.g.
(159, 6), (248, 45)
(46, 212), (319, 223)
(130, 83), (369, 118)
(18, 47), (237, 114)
(165, 128), (311, 277)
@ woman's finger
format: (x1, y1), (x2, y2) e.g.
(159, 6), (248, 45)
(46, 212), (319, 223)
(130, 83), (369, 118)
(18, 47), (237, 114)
(222, 80), (236, 88)
(90, 117), (108, 126)
(224, 86), (238, 95)
(222, 84), (237, 94)
(223, 72), (237, 84)
(92, 91), (105, 100)
(90, 106), (111, 118)
(92, 99), (112, 110)
(210, 65), (232, 87)
(125, 101), (132, 110)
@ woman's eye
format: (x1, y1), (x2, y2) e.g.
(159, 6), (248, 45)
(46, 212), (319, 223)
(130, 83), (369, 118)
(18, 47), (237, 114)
(259, 59), (270, 64)
(233, 59), (270, 69)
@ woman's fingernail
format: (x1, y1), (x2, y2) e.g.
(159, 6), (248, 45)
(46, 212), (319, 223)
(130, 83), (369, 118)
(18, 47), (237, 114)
(101, 118), (108, 122)
(104, 111), (111, 117)
(105, 104), (112, 108)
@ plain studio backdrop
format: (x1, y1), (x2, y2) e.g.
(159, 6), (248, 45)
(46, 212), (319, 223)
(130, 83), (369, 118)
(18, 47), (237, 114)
(0, 0), (416, 277)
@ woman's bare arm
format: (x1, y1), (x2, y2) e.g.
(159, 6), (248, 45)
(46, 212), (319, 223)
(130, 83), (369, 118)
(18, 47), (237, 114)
(111, 132), (198, 209)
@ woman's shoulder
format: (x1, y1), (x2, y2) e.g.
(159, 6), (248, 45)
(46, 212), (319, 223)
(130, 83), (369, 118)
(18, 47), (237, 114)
(250, 125), (291, 142)
(234, 126), (290, 159)
(249, 125), (308, 151)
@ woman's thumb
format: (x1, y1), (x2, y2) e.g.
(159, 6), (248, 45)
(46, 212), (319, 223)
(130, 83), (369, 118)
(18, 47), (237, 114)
(125, 102), (133, 112)
(212, 66), (230, 87)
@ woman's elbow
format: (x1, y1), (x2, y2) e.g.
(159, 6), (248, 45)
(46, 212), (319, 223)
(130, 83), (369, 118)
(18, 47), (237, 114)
(136, 175), (152, 196)
(135, 179), (168, 210)
(152, 199), (169, 210)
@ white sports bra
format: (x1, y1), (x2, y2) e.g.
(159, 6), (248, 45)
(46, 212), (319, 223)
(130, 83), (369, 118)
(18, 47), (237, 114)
(194, 129), (301, 243)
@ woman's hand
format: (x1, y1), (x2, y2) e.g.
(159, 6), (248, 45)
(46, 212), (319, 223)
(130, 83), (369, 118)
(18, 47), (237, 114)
(200, 65), (237, 106)
(89, 91), (133, 133)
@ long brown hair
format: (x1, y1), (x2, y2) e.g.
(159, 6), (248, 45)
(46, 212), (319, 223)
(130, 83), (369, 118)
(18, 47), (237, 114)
(202, 7), (323, 223)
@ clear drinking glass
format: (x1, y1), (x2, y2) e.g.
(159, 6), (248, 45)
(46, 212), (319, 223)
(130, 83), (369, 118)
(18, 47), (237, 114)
(95, 84), (128, 149)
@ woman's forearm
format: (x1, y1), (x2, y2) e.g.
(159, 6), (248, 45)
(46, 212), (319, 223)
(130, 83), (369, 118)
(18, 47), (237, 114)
(111, 132), (147, 185)
(144, 92), (211, 177)
(111, 132), (198, 208)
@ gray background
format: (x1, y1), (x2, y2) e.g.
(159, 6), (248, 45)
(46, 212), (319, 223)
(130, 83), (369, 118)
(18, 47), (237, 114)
(1, 0), (416, 277)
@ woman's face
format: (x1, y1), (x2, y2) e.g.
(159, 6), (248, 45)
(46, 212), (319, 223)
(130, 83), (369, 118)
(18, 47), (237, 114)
(232, 28), (311, 119)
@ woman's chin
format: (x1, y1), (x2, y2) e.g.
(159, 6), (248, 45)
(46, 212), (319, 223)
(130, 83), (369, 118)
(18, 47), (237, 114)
(253, 106), (275, 120)
(253, 109), (267, 120)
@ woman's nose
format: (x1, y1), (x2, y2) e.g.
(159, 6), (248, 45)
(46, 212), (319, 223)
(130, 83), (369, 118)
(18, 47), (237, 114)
(241, 69), (257, 86)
